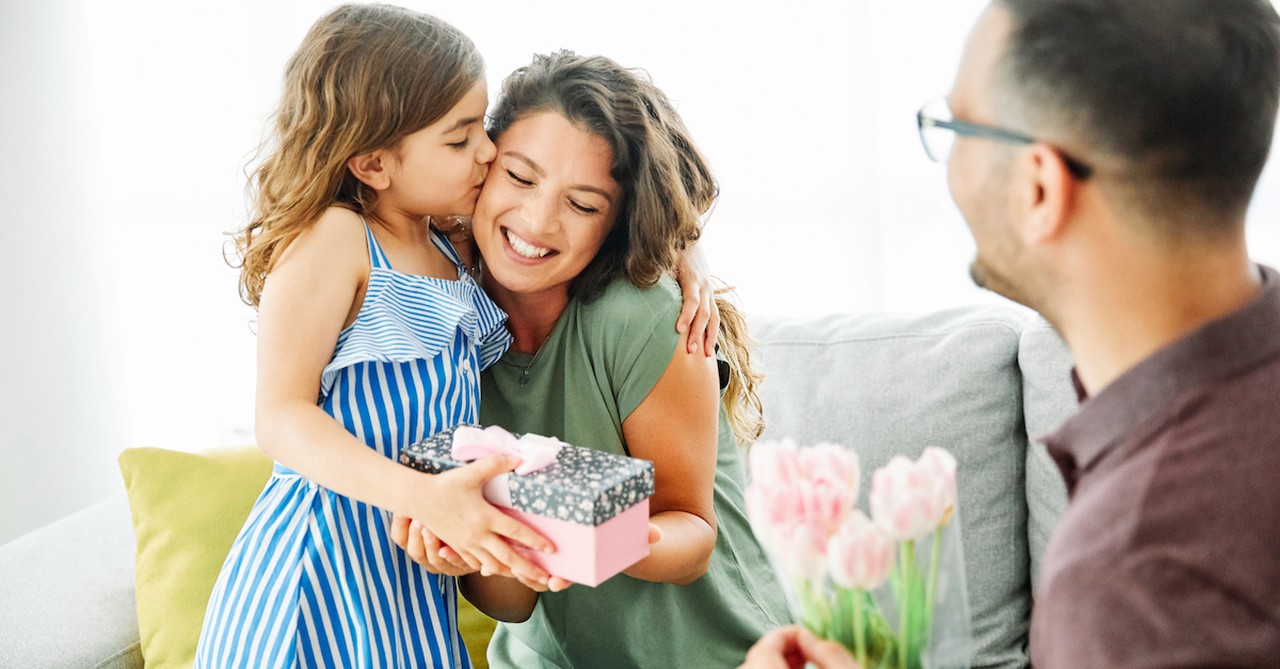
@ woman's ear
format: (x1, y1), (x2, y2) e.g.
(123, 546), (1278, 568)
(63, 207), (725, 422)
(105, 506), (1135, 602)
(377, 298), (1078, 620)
(347, 150), (391, 191)
(1019, 143), (1077, 246)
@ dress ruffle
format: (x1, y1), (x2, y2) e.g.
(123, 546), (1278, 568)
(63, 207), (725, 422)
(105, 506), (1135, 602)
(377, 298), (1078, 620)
(319, 268), (512, 399)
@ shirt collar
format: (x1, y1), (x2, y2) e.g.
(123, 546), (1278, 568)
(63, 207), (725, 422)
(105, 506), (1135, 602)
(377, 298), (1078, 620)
(1044, 264), (1280, 487)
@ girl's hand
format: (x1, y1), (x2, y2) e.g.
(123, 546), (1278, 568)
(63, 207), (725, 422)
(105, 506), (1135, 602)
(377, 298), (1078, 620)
(412, 455), (557, 588)
(674, 244), (720, 357)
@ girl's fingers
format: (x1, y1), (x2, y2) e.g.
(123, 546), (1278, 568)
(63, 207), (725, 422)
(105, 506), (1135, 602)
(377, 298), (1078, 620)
(473, 547), (513, 579)
(703, 309), (721, 357)
(677, 285), (702, 335)
(405, 520), (427, 562)
(421, 529), (473, 575)
(687, 300), (712, 354)
(450, 546), (484, 573)
(485, 538), (549, 585)
(388, 514), (411, 549)
(438, 545), (472, 573)
(546, 576), (574, 592)
(492, 512), (554, 555)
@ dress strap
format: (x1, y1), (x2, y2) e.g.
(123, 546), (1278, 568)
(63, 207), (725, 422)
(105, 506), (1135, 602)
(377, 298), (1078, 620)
(429, 228), (466, 272)
(361, 218), (393, 270)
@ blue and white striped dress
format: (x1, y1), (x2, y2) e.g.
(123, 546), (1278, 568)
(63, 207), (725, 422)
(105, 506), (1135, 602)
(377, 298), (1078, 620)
(196, 224), (512, 668)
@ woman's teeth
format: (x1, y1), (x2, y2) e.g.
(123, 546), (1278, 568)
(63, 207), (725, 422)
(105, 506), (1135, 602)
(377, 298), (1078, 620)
(506, 230), (551, 258)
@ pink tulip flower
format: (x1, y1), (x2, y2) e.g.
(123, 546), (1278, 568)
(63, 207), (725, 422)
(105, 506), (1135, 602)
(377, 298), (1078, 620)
(917, 446), (958, 525)
(870, 455), (944, 541)
(777, 520), (829, 582)
(827, 510), (895, 590)
(800, 442), (860, 492)
(748, 439), (803, 489)
(746, 481), (804, 550)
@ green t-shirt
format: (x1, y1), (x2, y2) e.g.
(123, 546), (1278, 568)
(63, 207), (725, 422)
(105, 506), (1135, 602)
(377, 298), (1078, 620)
(479, 276), (791, 669)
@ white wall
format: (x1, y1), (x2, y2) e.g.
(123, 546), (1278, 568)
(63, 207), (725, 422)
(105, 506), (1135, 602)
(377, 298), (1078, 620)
(3, 0), (1279, 544)
(1, 1), (128, 544)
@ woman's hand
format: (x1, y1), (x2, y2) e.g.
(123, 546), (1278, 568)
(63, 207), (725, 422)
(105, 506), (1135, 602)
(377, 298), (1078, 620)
(674, 244), (720, 357)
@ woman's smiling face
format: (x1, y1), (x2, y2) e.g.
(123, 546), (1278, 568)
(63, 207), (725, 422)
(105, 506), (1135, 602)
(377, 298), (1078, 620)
(472, 110), (621, 301)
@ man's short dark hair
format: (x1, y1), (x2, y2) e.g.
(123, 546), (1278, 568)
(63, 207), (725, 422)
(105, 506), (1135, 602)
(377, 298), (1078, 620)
(997, 0), (1280, 229)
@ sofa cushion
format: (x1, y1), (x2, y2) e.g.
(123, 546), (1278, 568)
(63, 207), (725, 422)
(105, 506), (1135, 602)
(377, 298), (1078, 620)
(0, 494), (142, 669)
(1016, 319), (1074, 594)
(116, 445), (501, 669)
(751, 306), (1032, 669)
(118, 445), (272, 669)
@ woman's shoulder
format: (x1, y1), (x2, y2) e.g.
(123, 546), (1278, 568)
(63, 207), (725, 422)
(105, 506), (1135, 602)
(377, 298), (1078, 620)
(578, 275), (682, 323)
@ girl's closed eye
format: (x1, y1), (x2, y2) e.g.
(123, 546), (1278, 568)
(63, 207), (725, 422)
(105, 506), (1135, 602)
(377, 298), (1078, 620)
(448, 137), (471, 149)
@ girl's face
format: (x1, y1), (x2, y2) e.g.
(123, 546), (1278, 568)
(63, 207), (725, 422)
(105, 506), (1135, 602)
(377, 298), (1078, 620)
(383, 81), (496, 219)
(473, 111), (621, 300)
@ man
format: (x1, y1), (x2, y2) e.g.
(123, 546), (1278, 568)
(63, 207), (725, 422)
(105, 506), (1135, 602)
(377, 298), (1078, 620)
(741, 0), (1280, 667)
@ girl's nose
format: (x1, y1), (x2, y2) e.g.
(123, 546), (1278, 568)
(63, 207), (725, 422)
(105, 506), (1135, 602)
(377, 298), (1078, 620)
(476, 132), (496, 165)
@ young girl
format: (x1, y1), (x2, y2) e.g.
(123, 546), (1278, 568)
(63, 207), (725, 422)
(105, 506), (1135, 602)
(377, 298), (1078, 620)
(194, 6), (553, 667)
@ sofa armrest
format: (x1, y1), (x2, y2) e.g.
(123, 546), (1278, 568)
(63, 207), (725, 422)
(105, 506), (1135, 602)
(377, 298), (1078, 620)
(0, 494), (142, 669)
(1016, 318), (1075, 595)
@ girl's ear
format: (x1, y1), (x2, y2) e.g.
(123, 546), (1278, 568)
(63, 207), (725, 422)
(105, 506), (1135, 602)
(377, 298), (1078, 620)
(347, 150), (391, 191)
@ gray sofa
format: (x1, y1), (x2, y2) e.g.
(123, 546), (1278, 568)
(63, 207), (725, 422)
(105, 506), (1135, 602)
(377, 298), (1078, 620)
(0, 304), (1075, 669)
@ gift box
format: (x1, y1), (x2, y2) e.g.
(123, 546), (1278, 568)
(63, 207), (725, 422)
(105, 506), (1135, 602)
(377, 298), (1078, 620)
(400, 424), (654, 587)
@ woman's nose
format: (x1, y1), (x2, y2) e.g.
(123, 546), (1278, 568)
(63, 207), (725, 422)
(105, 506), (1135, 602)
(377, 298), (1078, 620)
(520, 190), (559, 234)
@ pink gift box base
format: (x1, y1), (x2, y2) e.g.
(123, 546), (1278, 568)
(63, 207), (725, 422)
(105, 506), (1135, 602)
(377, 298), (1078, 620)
(498, 499), (650, 587)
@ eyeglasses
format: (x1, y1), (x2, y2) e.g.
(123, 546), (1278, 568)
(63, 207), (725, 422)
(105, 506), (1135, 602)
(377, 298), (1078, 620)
(916, 97), (1093, 180)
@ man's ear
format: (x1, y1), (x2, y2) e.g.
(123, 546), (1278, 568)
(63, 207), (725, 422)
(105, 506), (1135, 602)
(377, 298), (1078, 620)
(347, 150), (391, 191)
(1019, 143), (1076, 246)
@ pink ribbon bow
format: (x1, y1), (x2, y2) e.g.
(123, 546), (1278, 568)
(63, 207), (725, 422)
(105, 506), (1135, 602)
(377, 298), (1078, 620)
(451, 425), (564, 475)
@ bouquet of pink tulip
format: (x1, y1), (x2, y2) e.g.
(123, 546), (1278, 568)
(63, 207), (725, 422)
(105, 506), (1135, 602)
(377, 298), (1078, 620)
(745, 441), (970, 669)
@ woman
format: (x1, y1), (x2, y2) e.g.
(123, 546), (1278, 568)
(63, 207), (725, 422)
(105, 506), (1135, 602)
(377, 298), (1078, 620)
(396, 49), (790, 668)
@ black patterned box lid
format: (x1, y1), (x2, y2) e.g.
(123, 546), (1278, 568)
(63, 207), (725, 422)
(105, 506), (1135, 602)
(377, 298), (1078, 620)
(400, 424), (655, 527)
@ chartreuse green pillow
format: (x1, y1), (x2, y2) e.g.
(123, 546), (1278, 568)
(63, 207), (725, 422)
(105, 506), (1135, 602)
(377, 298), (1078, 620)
(118, 446), (272, 669)
(117, 445), (500, 669)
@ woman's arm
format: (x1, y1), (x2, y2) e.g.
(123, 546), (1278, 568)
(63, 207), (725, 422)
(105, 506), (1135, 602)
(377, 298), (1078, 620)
(619, 339), (721, 584)
(459, 573), (541, 623)
(255, 208), (552, 582)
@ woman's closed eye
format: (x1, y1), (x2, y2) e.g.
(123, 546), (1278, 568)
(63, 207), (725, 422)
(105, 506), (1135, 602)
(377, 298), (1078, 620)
(507, 169), (534, 186)
(568, 199), (599, 215)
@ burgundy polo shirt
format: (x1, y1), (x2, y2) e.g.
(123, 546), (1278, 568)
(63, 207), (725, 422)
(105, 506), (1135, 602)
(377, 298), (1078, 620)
(1031, 264), (1280, 668)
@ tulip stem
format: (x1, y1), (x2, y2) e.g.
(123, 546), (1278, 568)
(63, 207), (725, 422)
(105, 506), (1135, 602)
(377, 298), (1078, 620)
(925, 526), (941, 639)
(799, 578), (831, 639)
(853, 589), (867, 668)
(897, 541), (915, 669)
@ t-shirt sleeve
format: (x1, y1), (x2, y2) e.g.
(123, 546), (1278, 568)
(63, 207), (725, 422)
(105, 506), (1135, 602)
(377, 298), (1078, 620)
(583, 277), (683, 422)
